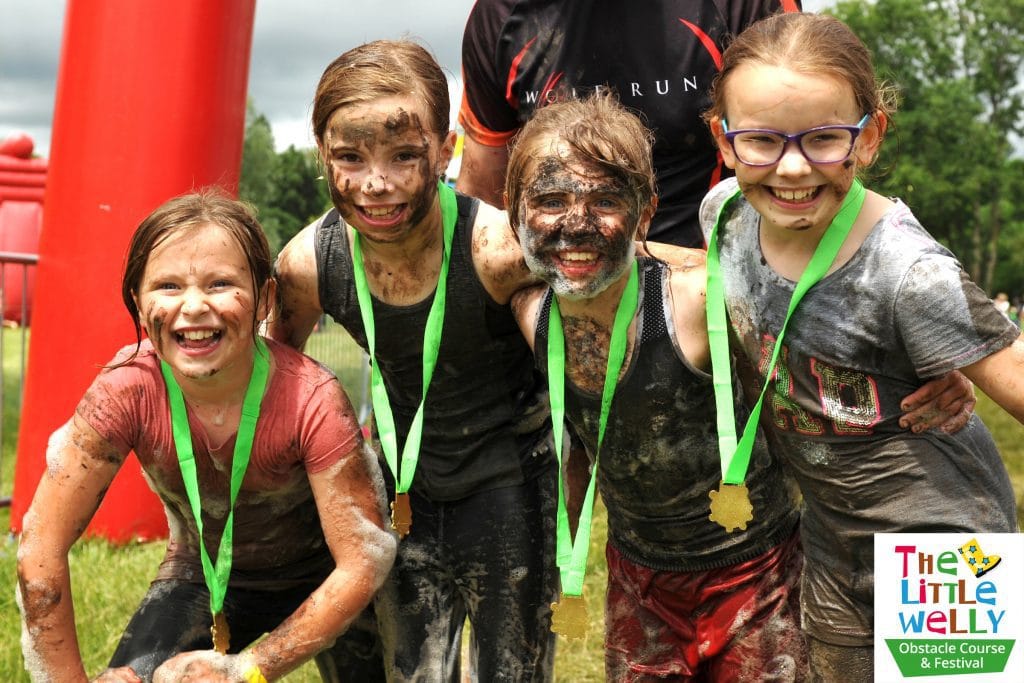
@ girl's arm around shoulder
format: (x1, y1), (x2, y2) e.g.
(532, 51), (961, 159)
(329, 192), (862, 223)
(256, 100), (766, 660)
(510, 284), (547, 353)
(17, 414), (131, 682)
(471, 201), (540, 305)
(961, 333), (1024, 424)
(269, 222), (324, 351)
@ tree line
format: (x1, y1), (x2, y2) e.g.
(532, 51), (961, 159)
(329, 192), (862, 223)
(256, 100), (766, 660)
(238, 103), (332, 255)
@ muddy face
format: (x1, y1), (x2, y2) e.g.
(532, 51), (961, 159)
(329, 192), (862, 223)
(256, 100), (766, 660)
(719, 63), (876, 238)
(515, 140), (639, 300)
(132, 223), (260, 381)
(320, 94), (453, 245)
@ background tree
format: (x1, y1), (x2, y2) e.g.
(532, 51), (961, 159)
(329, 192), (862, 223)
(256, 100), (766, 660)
(239, 102), (332, 255)
(239, 101), (282, 250)
(263, 145), (332, 251)
(834, 0), (1024, 295)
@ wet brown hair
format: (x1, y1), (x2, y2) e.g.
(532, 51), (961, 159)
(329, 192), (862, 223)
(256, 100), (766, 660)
(119, 189), (272, 363)
(505, 94), (656, 234)
(704, 12), (898, 131)
(312, 39), (450, 145)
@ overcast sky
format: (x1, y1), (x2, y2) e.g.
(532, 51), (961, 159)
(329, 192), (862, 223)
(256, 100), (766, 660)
(1, 0), (831, 159)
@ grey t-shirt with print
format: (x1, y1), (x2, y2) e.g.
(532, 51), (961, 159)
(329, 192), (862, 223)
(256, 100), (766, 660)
(701, 177), (1019, 646)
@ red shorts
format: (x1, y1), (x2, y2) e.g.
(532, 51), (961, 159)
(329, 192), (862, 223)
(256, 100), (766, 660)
(604, 530), (808, 682)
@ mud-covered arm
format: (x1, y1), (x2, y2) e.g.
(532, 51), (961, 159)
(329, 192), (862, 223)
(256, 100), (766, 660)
(246, 440), (396, 679)
(17, 415), (129, 683)
(961, 334), (1024, 424)
(269, 223), (324, 351)
(153, 438), (396, 682)
(472, 202), (541, 306)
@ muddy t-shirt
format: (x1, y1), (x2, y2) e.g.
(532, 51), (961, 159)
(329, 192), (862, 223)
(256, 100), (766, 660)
(533, 257), (799, 571)
(459, 0), (799, 247)
(77, 338), (362, 589)
(701, 178), (1019, 645)
(315, 192), (552, 502)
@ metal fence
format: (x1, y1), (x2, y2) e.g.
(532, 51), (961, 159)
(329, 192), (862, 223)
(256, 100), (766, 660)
(0, 251), (37, 508)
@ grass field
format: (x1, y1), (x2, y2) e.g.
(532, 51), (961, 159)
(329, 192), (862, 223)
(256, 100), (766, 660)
(1, 323), (1022, 681)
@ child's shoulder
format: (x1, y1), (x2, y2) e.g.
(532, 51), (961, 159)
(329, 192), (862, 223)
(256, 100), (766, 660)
(872, 199), (957, 264)
(99, 340), (159, 375)
(699, 178), (744, 237)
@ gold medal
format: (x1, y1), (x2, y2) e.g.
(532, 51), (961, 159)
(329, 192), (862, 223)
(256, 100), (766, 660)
(211, 611), (231, 654)
(550, 593), (589, 640)
(390, 492), (412, 538)
(708, 481), (754, 532)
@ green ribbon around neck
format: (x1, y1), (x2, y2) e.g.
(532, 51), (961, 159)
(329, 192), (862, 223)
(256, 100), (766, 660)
(350, 181), (456, 494)
(705, 179), (867, 485)
(161, 335), (270, 616)
(547, 261), (639, 597)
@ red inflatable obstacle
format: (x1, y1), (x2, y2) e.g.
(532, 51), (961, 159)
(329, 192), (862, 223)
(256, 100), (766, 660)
(10, 0), (257, 542)
(0, 133), (43, 325)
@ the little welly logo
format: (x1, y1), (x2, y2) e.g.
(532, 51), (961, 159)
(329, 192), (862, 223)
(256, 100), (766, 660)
(875, 533), (1023, 681)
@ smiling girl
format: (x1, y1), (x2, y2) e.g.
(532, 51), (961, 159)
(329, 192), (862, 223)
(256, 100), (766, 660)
(701, 12), (1023, 680)
(17, 191), (395, 683)
(271, 41), (556, 681)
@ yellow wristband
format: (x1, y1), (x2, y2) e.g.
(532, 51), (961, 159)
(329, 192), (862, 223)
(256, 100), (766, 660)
(243, 664), (268, 683)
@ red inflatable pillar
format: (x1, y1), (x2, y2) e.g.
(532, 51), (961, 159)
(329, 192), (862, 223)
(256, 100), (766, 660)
(10, 1), (256, 541)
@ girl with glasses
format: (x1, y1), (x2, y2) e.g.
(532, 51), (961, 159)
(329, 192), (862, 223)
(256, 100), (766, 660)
(701, 12), (1022, 681)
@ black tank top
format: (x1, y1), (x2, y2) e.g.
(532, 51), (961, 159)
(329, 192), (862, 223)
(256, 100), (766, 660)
(534, 257), (798, 570)
(315, 193), (552, 501)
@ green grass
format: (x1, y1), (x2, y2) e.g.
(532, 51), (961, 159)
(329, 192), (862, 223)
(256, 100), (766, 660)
(0, 324), (1020, 681)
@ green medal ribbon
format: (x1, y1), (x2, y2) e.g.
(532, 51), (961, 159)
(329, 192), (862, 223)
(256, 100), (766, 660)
(160, 335), (270, 646)
(706, 180), (867, 487)
(350, 182), (456, 514)
(547, 261), (639, 604)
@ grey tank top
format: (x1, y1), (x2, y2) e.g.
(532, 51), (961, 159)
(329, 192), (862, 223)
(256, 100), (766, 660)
(315, 193), (552, 501)
(534, 257), (798, 571)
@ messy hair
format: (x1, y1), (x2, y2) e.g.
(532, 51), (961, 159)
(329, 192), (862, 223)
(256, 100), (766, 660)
(705, 12), (898, 128)
(505, 94), (656, 236)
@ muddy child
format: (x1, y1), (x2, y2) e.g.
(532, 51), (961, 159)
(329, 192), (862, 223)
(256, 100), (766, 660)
(16, 191), (395, 683)
(702, 12), (1023, 680)
(271, 40), (556, 682)
(506, 95), (810, 681)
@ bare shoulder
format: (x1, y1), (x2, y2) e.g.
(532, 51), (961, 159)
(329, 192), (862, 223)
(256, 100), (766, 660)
(644, 241), (707, 270)
(471, 200), (538, 304)
(276, 222), (319, 283)
(664, 249), (707, 317)
(270, 221), (324, 348)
